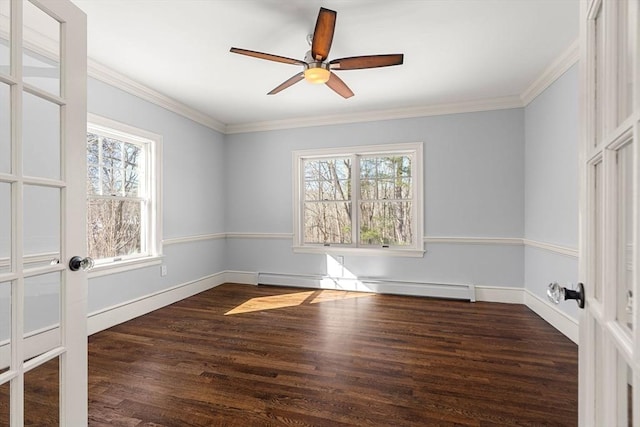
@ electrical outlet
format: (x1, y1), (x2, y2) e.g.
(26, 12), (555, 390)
(161, 265), (167, 277)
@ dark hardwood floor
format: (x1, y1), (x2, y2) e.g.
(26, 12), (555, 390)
(88, 284), (577, 426)
(2, 283), (578, 426)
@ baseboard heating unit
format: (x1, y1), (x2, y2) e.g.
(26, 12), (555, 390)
(257, 272), (476, 302)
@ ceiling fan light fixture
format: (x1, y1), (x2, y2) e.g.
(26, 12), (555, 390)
(304, 64), (330, 84)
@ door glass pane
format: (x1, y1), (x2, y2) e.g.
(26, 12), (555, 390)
(24, 272), (60, 360)
(617, 353), (633, 427)
(22, 1), (59, 96)
(0, 182), (9, 275)
(22, 92), (60, 180)
(595, 325), (604, 425)
(616, 0), (634, 124)
(0, 281), (9, 374)
(594, 161), (603, 302)
(0, 82), (9, 174)
(594, 5), (605, 145)
(0, 0), (9, 75)
(23, 185), (60, 267)
(616, 143), (633, 332)
(0, 380), (8, 426)
(24, 356), (59, 425)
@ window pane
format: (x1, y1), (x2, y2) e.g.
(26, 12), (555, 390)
(23, 1), (60, 96)
(101, 166), (123, 196)
(360, 201), (413, 246)
(24, 272), (60, 358)
(304, 201), (351, 244)
(88, 199), (141, 259)
(0, 182), (9, 274)
(305, 179), (350, 201)
(305, 158), (351, 181)
(23, 185), (59, 264)
(360, 178), (412, 201)
(24, 357), (59, 425)
(594, 5), (605, 145)
(124, 142), (142, 197)
(616, 142), (634, 333)
(22, 92), (60, 180)
(0, 380), (7, 424)
(87, 166), (100, 195)
(616, 0), (634, 124)
(0, 281), (9, 374)
(0, 0), (9, 77)
(594, 161), (603, 302)
(360, 155), (412, 179)
(360, 155), (412, 201)
(0, 82), (9, 174)
(102, 137), (122, 168)
(87, 133), (99, 165)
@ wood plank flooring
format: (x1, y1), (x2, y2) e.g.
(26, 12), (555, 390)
(1, 283), (578, 426)
(88, 284), (577, 426)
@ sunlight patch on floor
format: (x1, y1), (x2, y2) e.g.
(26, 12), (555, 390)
(225, 289), (374, 315)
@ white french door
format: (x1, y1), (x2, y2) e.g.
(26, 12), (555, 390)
(0, 0), (87, 425)
(580, 0), (640, 425)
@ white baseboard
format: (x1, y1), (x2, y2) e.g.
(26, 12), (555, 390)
(257, 272), (476, 301)
(87, 271), (226, 335)
(475, 285), (578, 344)
(223, 270), (258, 285)
(474, 285), (525, 304)
(524, 290), (579, 344)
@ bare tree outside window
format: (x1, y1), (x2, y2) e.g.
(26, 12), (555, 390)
(302, 153), (413, 247)
(87, 132), (145, 260)
(303, 157), (352, 244)
(359, 155), (412, 245)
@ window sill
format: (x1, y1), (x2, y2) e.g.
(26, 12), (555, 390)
(292, 246), (425, 258)
(88, 255), (164, 279)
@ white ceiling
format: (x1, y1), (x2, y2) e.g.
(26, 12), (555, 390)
(70, 0), (579, 128)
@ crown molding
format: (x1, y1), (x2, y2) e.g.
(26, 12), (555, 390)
(225, 96), (524, 134)
(87, 59), (227, 134)
(85, 36), (578, 135)
(520, 38), (580, 106)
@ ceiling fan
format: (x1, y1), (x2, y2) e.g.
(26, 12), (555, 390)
(230, 7), (404, 99)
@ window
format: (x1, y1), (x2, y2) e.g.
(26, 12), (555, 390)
(293, 143), (424, 257)
(86, 114), (162, 270)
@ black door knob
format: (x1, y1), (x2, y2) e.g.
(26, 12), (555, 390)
(69, 256), (94, 271)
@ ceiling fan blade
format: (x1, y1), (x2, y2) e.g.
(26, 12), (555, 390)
(325, 72), (354, 99)
(330, 54), (404, 70)
(268, 72), (305, 95)
(311, 7), (337, 61)
(230, 47), (306, 66)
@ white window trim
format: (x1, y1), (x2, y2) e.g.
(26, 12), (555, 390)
(292, 142), (424, 257)
(87, 113), (163, 274)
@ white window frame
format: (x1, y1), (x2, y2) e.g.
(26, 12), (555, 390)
(86, 113), (163, 277)
(293, 142), (424, 257)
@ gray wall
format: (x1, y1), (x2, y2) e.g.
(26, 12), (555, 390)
(86, 78), (227, 314)
(524, 64), (579, 320)
(225, 109), (525, 287)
